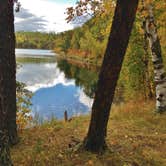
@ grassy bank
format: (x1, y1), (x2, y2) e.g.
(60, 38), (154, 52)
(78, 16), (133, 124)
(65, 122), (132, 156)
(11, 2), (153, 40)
(11, 101), (166, 166)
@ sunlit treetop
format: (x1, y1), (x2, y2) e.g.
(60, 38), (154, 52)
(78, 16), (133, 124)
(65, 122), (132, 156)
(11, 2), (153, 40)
(66, 0), (105, 23)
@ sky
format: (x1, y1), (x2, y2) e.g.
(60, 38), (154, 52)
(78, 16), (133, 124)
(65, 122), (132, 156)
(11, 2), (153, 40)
(14, 0), (78, 33)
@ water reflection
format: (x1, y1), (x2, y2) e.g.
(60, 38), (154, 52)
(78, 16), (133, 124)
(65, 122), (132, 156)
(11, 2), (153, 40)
(56, 60), (125, 105)
(57, 59), (98, 98)
(17, 63), (75, 92)
(16, 49), (94, 119)
(16, 48), (55, 57)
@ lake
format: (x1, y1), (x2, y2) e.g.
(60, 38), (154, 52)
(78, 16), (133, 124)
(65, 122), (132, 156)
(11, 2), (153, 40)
(16, 49), (96, 120)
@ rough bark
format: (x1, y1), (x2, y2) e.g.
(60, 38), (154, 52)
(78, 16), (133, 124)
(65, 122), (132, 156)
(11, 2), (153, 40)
(0, 131), (13, 166)
(0, 1), (14, 165)
(142, 31), (154, 99)
(143, 4), (166, 113)
(0, 0), (18, 148)
(83, 0), (139, 152)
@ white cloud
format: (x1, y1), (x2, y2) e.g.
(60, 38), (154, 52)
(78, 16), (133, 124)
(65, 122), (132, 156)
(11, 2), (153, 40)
(15, 0), (76, 32)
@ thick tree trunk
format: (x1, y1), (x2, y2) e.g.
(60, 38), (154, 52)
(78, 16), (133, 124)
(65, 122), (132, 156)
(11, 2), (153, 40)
(143, 4), (166, 113)
(0, 0), (18, 147)
(83, 0), (139, 152)
(0, 131), (13, 166)
(0, 1), (14, 165)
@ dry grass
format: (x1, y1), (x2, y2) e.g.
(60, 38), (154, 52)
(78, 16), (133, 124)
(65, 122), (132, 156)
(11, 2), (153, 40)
(11, 101), (166, 166)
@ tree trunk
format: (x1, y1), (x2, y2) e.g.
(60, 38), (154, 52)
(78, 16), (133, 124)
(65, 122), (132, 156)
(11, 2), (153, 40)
(0, 1), (14, 165)
(143, 4), (166, 113)
(83, 0), (139, 152)
(0, 131), (13, 166)
(142, 30), (154, 99)
(0, 0), (18, 147)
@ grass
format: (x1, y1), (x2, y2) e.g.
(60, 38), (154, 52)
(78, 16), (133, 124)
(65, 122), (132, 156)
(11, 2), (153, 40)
(11, 101), (166, 166)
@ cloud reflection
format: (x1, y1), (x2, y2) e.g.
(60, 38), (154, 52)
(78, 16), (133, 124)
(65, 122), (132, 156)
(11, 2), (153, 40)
(77, 89), (93, 108)
(17, 63), (75, 92)
(16, 54), (93, 119)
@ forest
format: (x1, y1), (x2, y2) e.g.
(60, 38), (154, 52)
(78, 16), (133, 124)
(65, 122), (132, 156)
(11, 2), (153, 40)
(0, 0), (166, 165)
(16, 32), (56, 49)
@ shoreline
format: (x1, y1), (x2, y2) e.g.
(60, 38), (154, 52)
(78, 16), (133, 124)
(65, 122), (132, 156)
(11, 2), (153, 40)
(56, 54), (101, 72)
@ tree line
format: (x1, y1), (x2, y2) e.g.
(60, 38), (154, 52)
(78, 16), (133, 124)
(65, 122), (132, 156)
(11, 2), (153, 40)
(16, 31), (56, 49)
(0, 0), (165, 165)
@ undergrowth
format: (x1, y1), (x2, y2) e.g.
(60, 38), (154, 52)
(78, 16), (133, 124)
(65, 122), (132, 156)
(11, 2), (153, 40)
(11, 101), (166, 166)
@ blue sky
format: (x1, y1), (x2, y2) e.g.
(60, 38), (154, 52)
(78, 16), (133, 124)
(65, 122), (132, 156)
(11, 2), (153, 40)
(15, 0), (77, 32)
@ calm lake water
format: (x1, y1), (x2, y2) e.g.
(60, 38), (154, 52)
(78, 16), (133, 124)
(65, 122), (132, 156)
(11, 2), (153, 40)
(16, 49), (96, 120)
